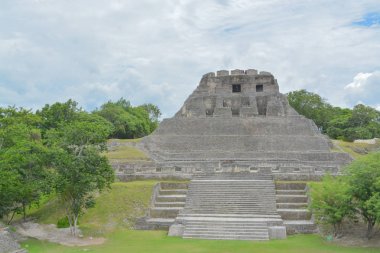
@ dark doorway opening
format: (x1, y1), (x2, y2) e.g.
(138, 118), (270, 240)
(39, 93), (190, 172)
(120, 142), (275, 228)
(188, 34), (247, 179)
(232, 84), (241, 93)
(256, 84), (264, 92)
(232, 108), (240, 116)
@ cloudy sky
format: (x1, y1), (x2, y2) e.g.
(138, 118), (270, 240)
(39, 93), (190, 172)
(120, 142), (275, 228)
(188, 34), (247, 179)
(0, 0), (379, 117)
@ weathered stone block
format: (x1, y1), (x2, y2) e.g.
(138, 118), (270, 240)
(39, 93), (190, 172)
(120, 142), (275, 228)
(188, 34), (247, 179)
(202, 72), (215, 78)
(231, 69), (245, 75)
(216, 70), (229, 76)
(245, 69), (258, 75)
(268, 226), (287, 239)
(213, 107), (232, 117)
(168, 224), (185, 237)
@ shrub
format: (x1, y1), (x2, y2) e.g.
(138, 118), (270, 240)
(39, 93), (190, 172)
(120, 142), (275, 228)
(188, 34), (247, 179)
(57, 216), (79, 228)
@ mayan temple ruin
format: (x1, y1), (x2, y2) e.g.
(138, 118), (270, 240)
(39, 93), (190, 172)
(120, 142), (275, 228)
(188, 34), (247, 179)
(119, 69), (352, 240)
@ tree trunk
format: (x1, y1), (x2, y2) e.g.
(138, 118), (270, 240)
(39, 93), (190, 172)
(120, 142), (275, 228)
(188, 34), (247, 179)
(7, 210), (16, 225)
(73, 215), (79, 237)
(67, 214), (74, 236)
(366, 221), (375, 239)
(22, 203), (26, 221)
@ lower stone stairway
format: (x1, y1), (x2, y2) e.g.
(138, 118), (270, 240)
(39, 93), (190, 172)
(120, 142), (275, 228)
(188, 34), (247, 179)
(182, 218), (270, 240)
(172, 173), (286, 240)
(275, 182), (317, 234)
(146, 182), (188, 229)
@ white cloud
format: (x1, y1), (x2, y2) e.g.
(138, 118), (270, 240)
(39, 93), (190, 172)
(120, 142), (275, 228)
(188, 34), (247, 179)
(344, 73), (373, 89)
(0, 0), (380, 117)
(343, 71), (380, 109)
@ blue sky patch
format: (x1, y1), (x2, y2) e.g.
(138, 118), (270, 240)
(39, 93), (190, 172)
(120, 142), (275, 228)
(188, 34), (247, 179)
(353, 12), (380, 27)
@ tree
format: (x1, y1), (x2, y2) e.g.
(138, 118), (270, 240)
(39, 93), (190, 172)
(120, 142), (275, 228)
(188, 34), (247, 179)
(0, 120), (52, 222)
(36, 99), (81, 133)
(141, 103), (161, 131)
(0, 106), (42, 129)
(345, 152), (380, 239)
(47, 113), (114, 236)
(310, 175), (354, 237)
(287, 90), (380, 141)
(349, 104), (380, 128)
(287, 89), (333, 131)
(0, 169), (23, 224)
(94, 98), (160, 139)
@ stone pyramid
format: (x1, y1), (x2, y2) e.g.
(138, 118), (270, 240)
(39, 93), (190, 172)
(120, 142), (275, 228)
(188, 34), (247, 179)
(139, 69), (351, 180)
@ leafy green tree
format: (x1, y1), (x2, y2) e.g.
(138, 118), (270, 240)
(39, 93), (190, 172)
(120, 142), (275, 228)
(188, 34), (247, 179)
(287, 89), (333, 131)
(95, 98), (160, 139)
(141, 103), (161, 131)
(349, 104), (380, 128)
(47, 113), (114, 236)
(0, 122), (52, 222)
(367, 121), (380, 138)
(345, 152), (380, 239)
(36, 99), (81, 133)
(343, 127), (373, 142)
(0, 169), (23, 224)
(0, 106), (42, 128)
(310, 175), (354, 237)
(287, 90), (380, 141)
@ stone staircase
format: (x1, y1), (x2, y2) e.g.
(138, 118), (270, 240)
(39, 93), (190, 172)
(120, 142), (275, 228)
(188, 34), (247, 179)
(171, 173), (286, 240)
(182, 218), (270, 240)
(146, 182), (188, 229)
(275, 182), (317, 234)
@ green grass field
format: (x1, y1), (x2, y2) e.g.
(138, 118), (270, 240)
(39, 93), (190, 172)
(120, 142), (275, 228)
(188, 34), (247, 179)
(332, 139), (380, 159)
(20, 180), (380, 253)
(22, 231), (380, 253)
(27, 181), (157, 235)
(105, 138), (150, 161)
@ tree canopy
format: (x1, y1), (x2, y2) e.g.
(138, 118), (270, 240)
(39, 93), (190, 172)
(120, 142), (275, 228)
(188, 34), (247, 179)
(287, 90), (380, 141)
(0, 98), (160, 233)
(310, 152), (380, 239)
(94, 98), (161, 139)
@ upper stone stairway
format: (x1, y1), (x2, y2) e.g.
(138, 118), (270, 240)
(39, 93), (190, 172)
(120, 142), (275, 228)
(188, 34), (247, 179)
(173, 173), (285, 240)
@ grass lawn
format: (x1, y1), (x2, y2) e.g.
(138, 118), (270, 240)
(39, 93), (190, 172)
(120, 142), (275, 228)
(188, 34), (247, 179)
(104, 145), (149, 161)
(26, 181), (157, 235)
(108, 138), (143, 143)
(22, 231), (380, 253)
(332, 140), (380, 159)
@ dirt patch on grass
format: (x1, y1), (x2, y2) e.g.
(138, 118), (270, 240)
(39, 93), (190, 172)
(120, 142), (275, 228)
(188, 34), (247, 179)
(16, 222), (105, 247)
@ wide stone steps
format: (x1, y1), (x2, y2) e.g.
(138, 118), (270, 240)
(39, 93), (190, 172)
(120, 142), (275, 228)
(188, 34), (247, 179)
(276, 182), (306, 190)
(160, 182), (188, 190)
(283, 220), (317, 234)
(159, 189), (188, 195)
(146, 218), (175, 226)
(174, 175), (283, 240)
(154, 202), (185, 208)
(146, 135), (330, 153)
(182, 219), (270, 240)
(156, 195), (187, 202)
(276, 190), (306, 195)
(277, 209), (311, 220)
(276, 195), (308, 203)
(193, 174), (273, 180)
(277, 203), (308, 209)
(186, 197), (276, 201)
(150, 207), (183, 218)
(183, 234), (269, 240)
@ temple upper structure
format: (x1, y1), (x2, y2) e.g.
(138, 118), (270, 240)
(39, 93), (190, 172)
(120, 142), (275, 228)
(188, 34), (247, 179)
(175, 69), (297, 118)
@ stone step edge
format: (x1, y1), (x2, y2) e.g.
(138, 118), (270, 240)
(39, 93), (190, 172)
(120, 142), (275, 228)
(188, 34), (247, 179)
(150, 207), (184, 210)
